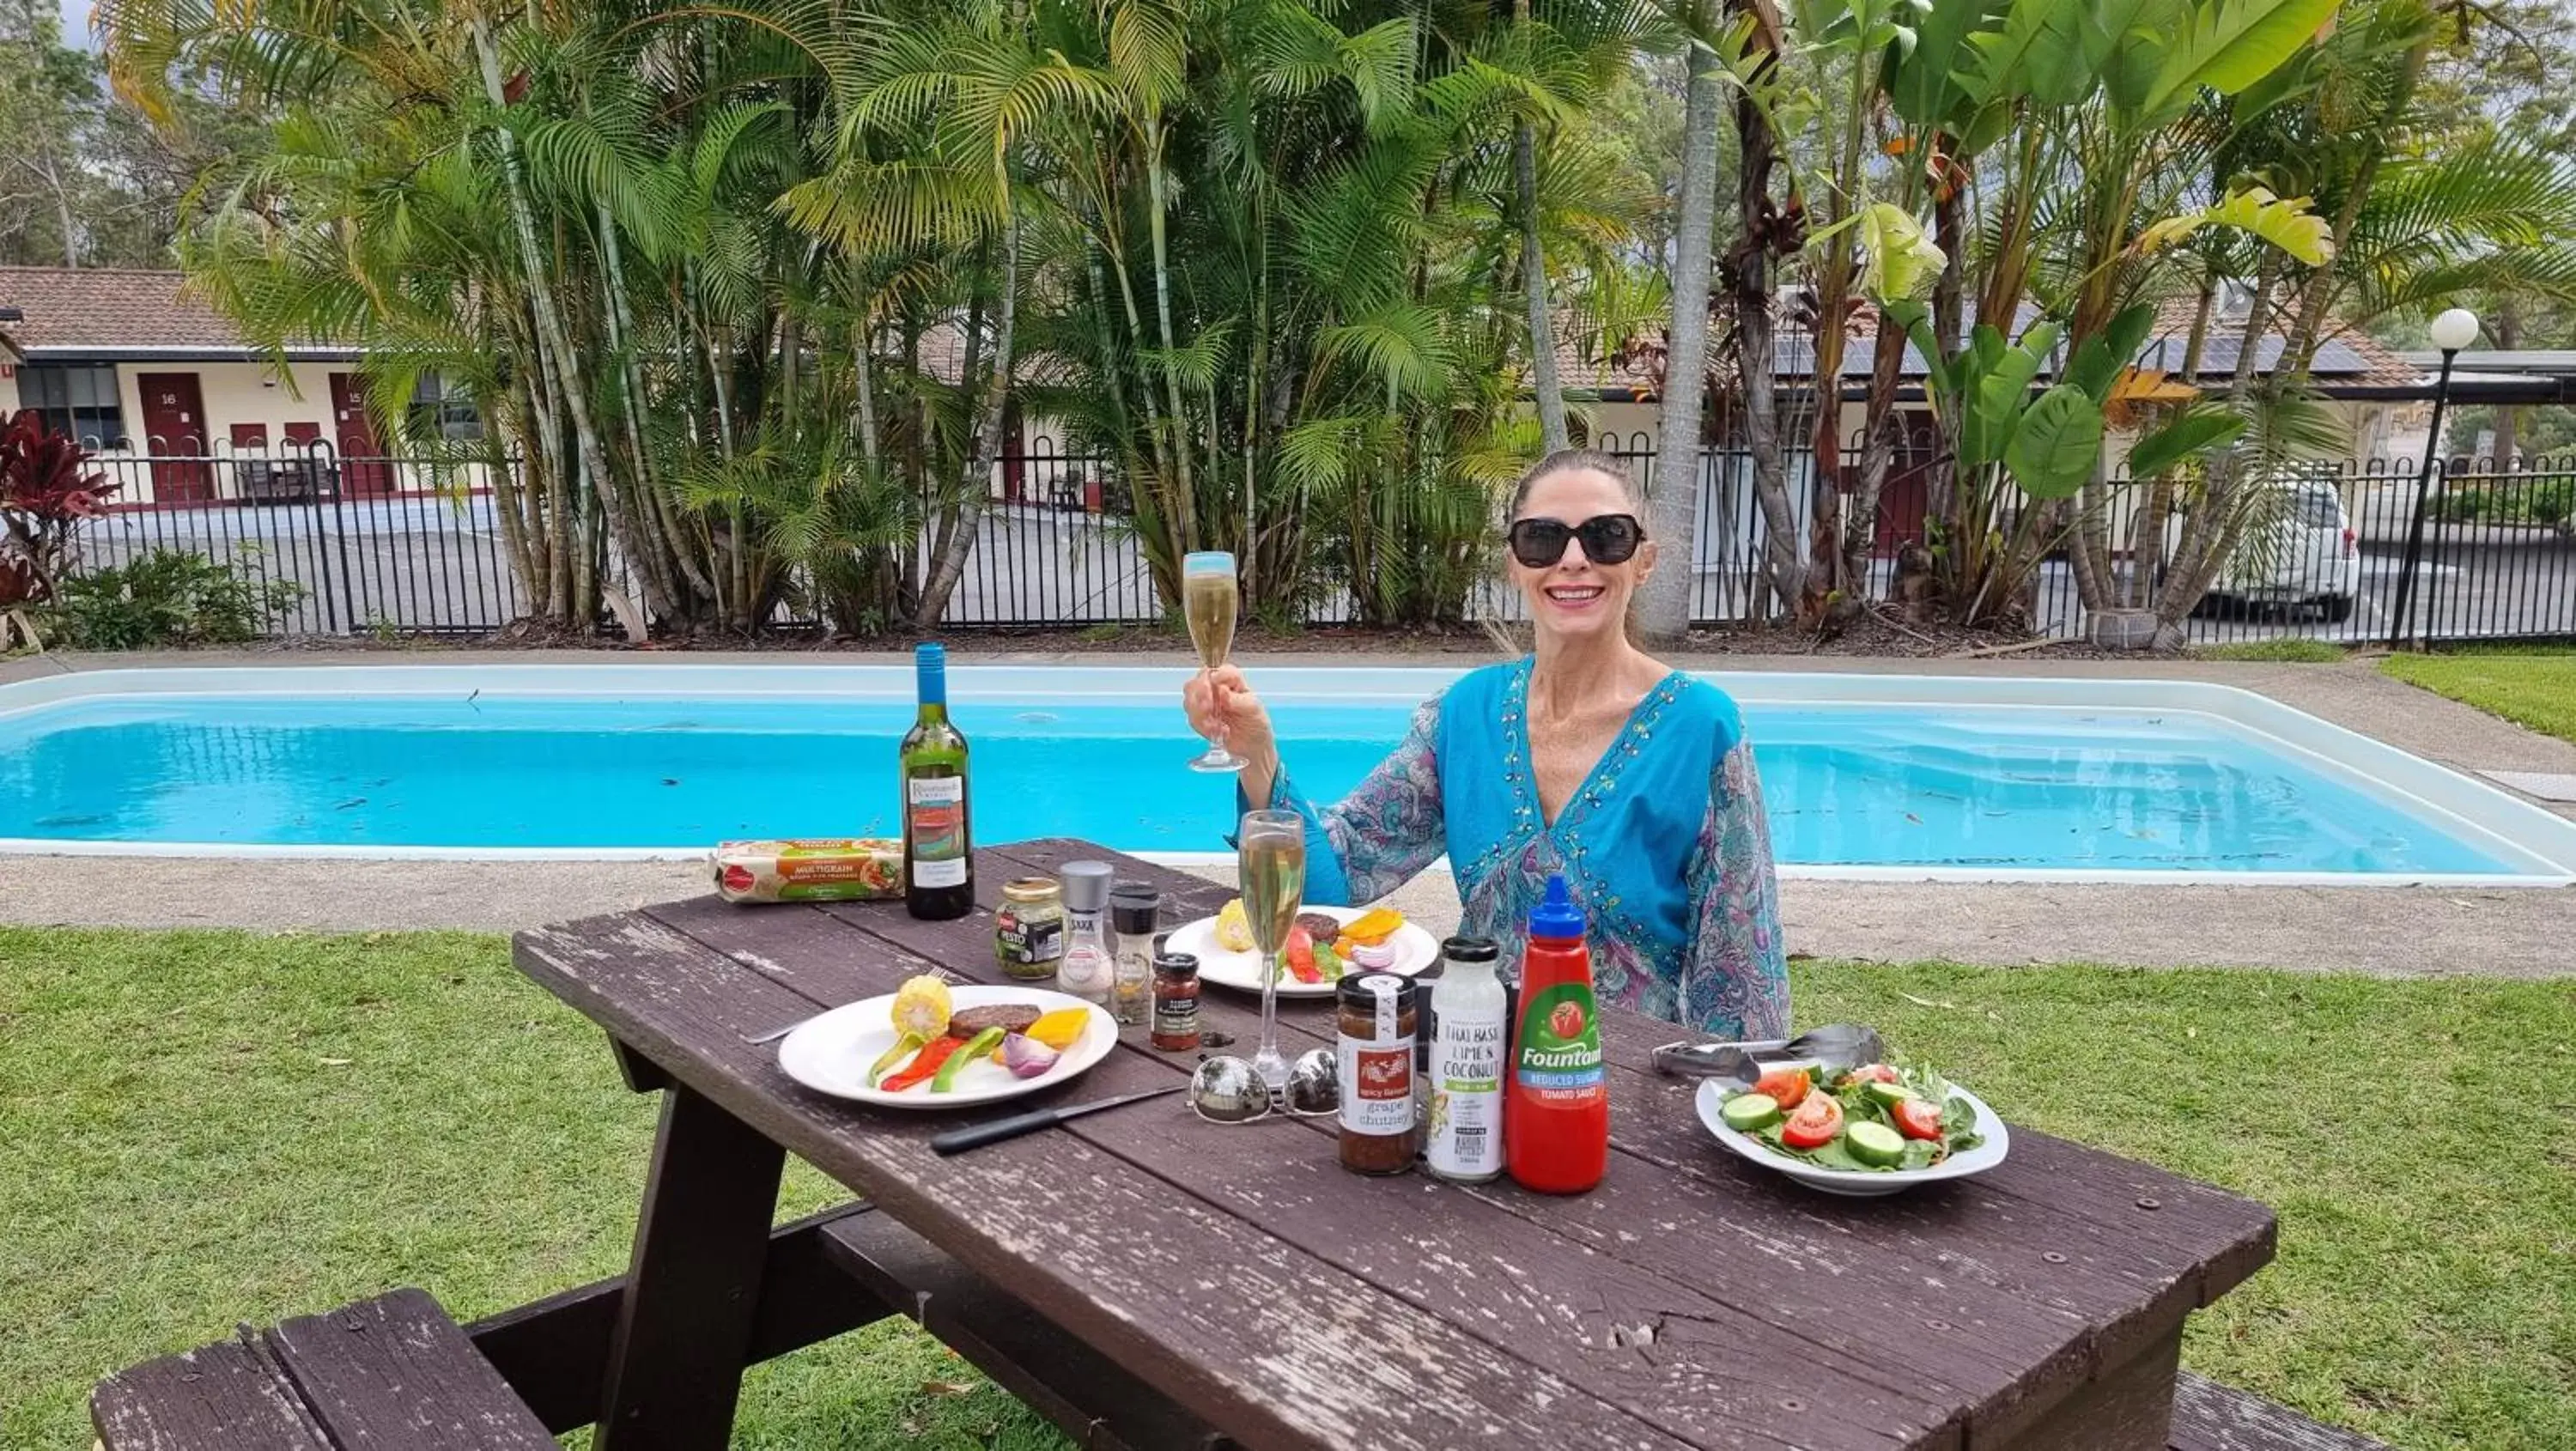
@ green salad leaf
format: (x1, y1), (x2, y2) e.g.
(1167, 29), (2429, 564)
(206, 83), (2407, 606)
(1728, 1059), (1986, 1174)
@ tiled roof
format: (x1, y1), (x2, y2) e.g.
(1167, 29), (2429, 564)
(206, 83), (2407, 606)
(0, 266), (351, 358)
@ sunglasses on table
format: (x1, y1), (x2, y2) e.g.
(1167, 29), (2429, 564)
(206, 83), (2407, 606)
(1506, 513), (1645, 568)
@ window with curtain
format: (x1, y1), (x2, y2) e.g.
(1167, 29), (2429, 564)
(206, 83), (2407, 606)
(18, 365), (128, 448)
(407, 372), (484, 442)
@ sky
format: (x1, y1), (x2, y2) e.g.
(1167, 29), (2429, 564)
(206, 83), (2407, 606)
(58, 0), (91, 48)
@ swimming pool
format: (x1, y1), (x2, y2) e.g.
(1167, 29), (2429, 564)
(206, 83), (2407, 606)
(3, 664), (2572, 885)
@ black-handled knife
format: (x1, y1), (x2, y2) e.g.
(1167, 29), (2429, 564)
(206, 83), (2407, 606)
(930, 1084), (1187, 1156)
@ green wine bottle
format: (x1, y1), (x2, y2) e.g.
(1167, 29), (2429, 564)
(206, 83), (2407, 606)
(902, 643), (974, 920)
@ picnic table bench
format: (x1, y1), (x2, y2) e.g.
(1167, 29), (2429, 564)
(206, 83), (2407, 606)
(94, 838), (2390, 1451)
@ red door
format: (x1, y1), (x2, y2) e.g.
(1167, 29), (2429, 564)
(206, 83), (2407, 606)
(331, 372), (393, 495)
(137, 372), (214, 502)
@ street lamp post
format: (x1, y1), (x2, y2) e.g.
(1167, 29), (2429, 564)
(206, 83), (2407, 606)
(2389, 307), (2480, 651)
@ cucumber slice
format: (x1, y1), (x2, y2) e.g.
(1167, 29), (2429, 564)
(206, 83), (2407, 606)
(1843, 1120), (1907, 1168)
(1720, 1093), (1783, 1133)
(1863, 1079), (1917, 1107)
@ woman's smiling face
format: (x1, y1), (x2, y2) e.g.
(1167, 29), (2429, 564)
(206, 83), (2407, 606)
(1509, 465), (1656, 644)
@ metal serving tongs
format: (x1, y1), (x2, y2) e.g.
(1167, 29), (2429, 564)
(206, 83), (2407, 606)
(1649, 1023), (1886, 1092)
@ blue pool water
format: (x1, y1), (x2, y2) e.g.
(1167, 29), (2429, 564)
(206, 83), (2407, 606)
(0, 688), (2520, 875)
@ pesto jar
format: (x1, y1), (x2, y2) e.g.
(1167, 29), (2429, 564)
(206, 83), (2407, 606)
(994, 877), (1065, 979)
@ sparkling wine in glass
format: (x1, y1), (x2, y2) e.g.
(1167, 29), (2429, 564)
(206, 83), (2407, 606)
(1237, 809), (1306, 1088)
(1182, 551), (1244, 774)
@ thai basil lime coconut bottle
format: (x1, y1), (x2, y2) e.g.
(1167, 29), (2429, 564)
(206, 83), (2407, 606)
(1504, 875), (1608, 1193)
(1425, 937), (1508, 1183)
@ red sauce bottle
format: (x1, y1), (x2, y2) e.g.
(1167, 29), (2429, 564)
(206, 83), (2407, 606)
(1504, 874), (1608, 1193)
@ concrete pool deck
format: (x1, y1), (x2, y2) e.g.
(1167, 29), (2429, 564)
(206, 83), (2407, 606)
(3, 647), (2572, 978)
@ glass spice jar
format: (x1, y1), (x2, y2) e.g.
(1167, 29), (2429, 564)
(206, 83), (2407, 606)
(1151, 951), (1201, 1051)
(1109, 884), (1162, 1028)
(994, 877), (1065, 980)
(1337, 974), (1419, 1175)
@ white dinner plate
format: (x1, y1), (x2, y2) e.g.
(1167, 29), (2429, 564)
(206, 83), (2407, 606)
(1163, 905), (1440, 997)
(778, 985), (1114, 1108)
(1694, 1071), (2012, 1198)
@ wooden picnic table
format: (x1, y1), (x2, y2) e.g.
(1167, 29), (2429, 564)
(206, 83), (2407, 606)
(510, 837), (2276, 1451)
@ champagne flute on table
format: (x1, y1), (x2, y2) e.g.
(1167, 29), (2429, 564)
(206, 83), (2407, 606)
(1182, 551), (1244, 774)
(1237, 809), (1306, 1089)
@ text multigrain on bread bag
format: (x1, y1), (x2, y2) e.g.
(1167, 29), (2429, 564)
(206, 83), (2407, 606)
(712, 839), (906, 903)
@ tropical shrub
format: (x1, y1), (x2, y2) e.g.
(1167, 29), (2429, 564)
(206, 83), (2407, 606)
(1, 410), (119, 649)
(46, 549), (306, 648)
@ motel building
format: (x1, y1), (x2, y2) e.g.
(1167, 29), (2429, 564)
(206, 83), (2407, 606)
(0, 266), (482, 507)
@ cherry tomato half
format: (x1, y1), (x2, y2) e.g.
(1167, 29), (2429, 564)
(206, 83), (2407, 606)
(1751, 1068), (1810, 1111)
(1780, 1093), (1844, 1150)
(1893, 1098), (1947, 1142)
(1845, 1063), (1901, 1086)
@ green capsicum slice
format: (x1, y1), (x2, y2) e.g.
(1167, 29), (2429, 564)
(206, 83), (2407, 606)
(933, 1027), (1006, 1091)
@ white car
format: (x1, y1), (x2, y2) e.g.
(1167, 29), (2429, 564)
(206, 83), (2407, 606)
(2166, 478), (2362, 622)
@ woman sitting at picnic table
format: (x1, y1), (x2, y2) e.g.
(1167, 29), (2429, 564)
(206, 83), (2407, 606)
(1184, 449), (1789, 1039)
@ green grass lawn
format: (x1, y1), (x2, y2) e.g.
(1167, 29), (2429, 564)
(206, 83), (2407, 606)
(2191, 638), (2351, 662)
(3, 930), (2569, 1450)
(2385, 648), (2576, 745)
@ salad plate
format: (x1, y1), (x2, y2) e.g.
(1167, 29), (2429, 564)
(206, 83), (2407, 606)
(779, 985), (1114, 1109)
(1695, 1061), (2011, 1198)
(1164, 904), (1438, 998)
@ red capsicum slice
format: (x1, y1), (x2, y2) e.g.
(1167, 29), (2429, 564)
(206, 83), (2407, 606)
(879, 1035), (966, 1093)
(1284, 927), (1321, 984)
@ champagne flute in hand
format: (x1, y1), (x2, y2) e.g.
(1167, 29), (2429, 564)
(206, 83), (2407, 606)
(1182, 551), (1244, 774)
(1237, 809), (1305, 1089)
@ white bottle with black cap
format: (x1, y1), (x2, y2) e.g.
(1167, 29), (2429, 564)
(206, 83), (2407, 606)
(1425, 936), (1508, 1182)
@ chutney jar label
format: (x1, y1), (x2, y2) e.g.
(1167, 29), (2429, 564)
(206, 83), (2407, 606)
(1339, 1042), (1414, 1136)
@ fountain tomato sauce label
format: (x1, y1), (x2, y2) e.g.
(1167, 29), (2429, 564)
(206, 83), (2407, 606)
(1511, 982), (1605, 1105)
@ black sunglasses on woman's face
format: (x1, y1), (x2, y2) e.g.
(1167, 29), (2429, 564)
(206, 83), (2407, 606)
(1507, 513), (1644, 568)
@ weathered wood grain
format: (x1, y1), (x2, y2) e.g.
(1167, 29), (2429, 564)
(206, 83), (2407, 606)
(537, 841), (2275, 1451)
(969, 846), (2277, 1448)
(2167, 1373), (2392, 1451)
(963, 849), (2259, 1433)
(590, 1085), (787, 1451)
(513, 913), (1701, 1451)
(822, 1210), (1235, 1451)
(467, 1205), (889, 1436)
(264, 1289), (555, 1450)
(92, 1339), (329, 1451)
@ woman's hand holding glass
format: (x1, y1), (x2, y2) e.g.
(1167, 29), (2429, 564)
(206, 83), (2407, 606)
(1183, 665), (1279, 805)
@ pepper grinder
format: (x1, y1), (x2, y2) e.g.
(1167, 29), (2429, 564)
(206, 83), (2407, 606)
(1109, 883), (1162, 1027)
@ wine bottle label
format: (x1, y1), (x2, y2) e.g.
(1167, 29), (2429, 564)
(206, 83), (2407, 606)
(907, 775), (967, 886)
(1512, 982), (1605, 1107)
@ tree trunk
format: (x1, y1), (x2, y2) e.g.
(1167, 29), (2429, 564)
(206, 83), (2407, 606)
(471, 18), (661, 630)
(1516, 120), (1569, 452)
(1144, 115), (1197, 548)
(916, 213), (1020, 626)
(2159, 266), (2278, 629)
(1731, 62), (1803, 619)
(1841, 308), (1908, 601)
(2493, 300), (2520, 469)
(1634, 9), (1723, 646)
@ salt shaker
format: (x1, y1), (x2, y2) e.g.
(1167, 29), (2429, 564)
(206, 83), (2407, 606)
(1057, 861), (1115, 1011)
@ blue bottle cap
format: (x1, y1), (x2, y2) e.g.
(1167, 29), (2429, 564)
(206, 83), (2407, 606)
(1528, 872), (1585, 940)
(915, 642), (945, 668)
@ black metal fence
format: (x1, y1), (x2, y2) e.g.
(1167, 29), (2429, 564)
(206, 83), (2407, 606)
(70, 445), (522, 637)
(51, 438), (2576, 646)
